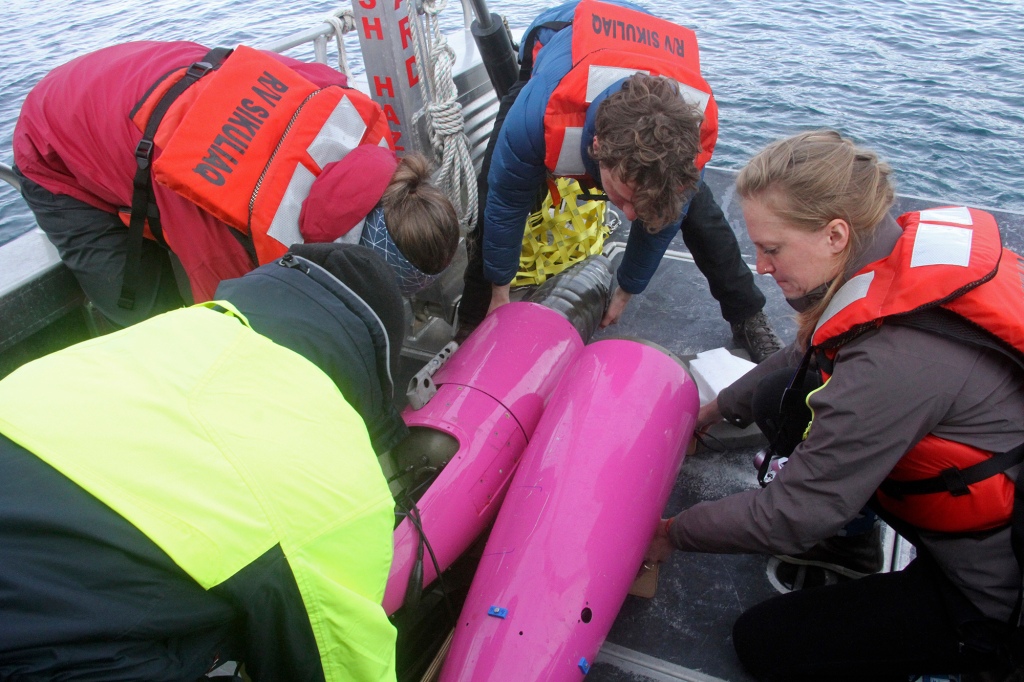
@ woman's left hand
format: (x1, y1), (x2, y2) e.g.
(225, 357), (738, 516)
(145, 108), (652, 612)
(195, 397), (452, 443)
(645, 517), (676, 564)
(696, 399), (723, 432)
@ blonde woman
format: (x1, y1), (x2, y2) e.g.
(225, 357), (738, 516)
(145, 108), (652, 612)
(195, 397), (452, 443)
(648, 130), (1024, 680)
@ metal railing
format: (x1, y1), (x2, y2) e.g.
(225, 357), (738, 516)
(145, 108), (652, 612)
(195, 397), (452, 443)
(0, 162), (20, 192)
(264, 0), (475, 68)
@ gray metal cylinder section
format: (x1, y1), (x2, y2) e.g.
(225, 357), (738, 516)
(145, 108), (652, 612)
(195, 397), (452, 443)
(526, 255), (613, 343)
(471, 13), (519, 100)
(0, 162), (21, 192)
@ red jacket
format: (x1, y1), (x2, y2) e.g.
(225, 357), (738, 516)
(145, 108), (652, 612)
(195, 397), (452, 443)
(813, 207), (1024, 532)
(13, 41), (355, 301)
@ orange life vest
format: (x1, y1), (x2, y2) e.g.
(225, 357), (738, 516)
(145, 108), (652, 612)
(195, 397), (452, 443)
(134, 45), (393, 265)
(541, 0), (718, 179)
(813, 206), (1024, 533)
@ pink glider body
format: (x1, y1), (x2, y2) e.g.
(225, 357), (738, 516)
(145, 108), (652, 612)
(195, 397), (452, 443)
(440, 339), (699, 681)
(384, 302), (584, 615)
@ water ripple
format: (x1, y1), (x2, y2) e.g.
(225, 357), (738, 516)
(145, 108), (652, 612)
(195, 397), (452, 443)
(1, 0), (1022, 244)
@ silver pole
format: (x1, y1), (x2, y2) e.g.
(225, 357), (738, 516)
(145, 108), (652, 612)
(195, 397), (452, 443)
(0, 163), (21, 192)
(466, 0), (492, 29)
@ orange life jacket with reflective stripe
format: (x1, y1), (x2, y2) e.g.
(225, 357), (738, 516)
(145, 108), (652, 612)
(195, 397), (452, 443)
(542, 0), (718, 179)
(812, 207), (1024, 533)
(134, 45), (393, 265)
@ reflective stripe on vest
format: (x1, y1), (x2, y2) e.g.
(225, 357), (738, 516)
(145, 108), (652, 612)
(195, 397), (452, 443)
(261, 97), (390, 254)
(146, 45), (393, 264)
(543, 0), (718, 178)
(813, 207), (1008, 347)
(810, 206), (1024, 533)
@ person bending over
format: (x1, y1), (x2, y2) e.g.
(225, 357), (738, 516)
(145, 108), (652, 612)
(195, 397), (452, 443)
(459, 0), (782, 361)
(14, 40), (458, 327)
(0, 243), (409, 681)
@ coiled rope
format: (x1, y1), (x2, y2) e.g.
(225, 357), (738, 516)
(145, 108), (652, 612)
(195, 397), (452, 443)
(404, 0), (478, 229)
(321, 8), (356, 82)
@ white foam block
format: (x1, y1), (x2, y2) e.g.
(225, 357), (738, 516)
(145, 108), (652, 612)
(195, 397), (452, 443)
(688, 347), (757, 406)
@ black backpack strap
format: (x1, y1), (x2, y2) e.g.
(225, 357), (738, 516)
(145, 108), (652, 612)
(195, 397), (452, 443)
(878, 443), (1024, 499)
(224, 218), (259, 266)
(756, 345), (817, 486)
(998, 453), (1024, 644)
(577, 186), (610, 202)
(119, 47), (232, 310)
(889, 307), (1024, 374)
(518, 20), (571, 81)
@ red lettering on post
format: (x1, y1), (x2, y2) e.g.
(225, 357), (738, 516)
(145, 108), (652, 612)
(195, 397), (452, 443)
(390, 127), (404, 152)
(374, 75), (395, 98)
(399, 16), (412, 49)
(362, 16), (383, 40)
(383, 106), (404, 151)
(405, 55), (419, 87)
(358, 0), (374, 7)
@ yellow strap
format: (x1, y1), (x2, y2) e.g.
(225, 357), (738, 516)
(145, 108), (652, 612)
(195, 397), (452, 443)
(514, 177), (610, 287)
(803, 377), (830, 441)
(195, 299), (252, 327)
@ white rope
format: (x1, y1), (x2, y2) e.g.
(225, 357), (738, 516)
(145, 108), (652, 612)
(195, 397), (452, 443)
(404, 0), (479, 229)
(321, 8), (356, 82)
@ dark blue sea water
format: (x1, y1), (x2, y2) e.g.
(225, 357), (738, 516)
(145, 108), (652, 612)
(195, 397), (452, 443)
(1, 0), (1022, 246)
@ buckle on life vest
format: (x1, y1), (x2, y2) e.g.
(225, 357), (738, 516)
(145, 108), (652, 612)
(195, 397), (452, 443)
(186, 60), (215, 80)
(134, 138), (154, 169)
(940, 466), (971, 497)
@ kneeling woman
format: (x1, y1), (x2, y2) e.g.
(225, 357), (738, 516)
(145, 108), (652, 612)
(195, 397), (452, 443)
(648, 130), (1024, 681)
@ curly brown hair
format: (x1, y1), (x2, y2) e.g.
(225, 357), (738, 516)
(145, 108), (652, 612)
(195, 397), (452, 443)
(380, 153), (460, 274)
(590, 74), (704, 230)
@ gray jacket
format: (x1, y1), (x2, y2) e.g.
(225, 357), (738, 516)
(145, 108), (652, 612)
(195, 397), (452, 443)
(669, 215), (1024, 621)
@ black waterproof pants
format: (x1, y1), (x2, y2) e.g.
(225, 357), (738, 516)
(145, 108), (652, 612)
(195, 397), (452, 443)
(15, 167), (189, 328)
(741, 368), (1013, 681)
(733, 553), (1010, 681)
(678, 180), (765, 324)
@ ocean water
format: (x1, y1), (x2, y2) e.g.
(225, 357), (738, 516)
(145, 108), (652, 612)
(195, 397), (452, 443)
(1, 0), (1022, 246)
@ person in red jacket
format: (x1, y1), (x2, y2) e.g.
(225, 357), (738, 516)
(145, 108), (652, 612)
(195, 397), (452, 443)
(14, 41), (458, 327)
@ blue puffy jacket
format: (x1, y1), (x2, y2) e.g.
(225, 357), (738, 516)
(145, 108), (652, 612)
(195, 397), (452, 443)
(483, 0), (696, 293)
